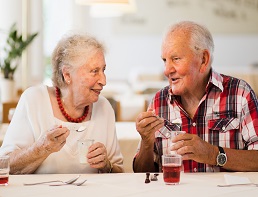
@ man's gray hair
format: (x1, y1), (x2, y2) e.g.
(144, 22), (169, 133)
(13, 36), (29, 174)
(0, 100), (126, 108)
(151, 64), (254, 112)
(164, 21), (214, 64)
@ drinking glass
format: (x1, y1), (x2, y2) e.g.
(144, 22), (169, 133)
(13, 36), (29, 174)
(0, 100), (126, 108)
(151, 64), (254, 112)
(0, 155), (10, 186)
(78, 139), (94, 164)
(170, 130), (186, 154)
(159, 126), (185, 154)
(162, 154), (182, 185)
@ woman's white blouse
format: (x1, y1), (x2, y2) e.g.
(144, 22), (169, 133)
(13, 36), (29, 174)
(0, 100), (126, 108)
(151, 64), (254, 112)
(0, 84), (123, 173)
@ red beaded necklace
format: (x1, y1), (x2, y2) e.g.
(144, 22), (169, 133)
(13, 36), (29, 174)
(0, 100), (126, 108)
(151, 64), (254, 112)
(55, 87), (89, 123)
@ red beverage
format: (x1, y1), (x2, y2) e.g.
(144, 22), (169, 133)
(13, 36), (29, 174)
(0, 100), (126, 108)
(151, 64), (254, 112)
(163, 164), (181, 184)
(0, 176), (9, 185)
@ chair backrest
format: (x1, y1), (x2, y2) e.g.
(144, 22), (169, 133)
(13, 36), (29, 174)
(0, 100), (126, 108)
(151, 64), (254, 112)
(106, 97), (121, 122)
(2, 101), (18, 123)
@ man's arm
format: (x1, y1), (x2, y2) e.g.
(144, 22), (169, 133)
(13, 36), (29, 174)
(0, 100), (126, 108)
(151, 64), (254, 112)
(133, 140), (156, 172)
(133, 111), (164, 172)
(220, 148), (258, 171)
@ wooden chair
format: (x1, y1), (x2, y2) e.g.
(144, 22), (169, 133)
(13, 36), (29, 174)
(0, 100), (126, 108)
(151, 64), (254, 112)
(2, 101), (18, 123)
(106, 97), (122, 122)
(1, 88), (23, 123)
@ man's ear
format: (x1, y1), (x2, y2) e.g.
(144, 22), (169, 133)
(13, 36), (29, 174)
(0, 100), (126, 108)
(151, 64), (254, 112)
(200, 50), (210, 73)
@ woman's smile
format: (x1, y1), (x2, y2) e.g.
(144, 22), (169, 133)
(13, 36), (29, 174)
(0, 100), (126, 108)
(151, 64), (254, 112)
(91, 88), (102, 95)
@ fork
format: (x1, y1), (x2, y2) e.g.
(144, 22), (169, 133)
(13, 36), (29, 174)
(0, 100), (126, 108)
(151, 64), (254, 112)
(24, 175), (81, 186)
(217, 183), (258, 187)
(49, 179), (87, 186)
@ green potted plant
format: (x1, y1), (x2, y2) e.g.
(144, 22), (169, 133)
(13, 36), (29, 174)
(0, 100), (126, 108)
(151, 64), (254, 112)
(0, 23), (38, 80)
(0, 23), (38, 102)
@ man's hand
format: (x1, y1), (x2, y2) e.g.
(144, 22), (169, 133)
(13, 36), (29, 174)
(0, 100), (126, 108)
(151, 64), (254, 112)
(171, 133), (217, 165)
(136, 109), (164, 146)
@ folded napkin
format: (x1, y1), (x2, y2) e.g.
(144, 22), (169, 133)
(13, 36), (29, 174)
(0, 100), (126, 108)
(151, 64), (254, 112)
(224, 174), (252, 185)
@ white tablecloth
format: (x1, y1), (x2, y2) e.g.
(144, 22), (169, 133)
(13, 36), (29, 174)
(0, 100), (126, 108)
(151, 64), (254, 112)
(2, 172), (258, 197)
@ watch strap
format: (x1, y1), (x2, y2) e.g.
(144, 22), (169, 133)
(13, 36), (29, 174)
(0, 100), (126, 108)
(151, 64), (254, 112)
(218, 146), (225, 154)
(216, 146), (227, 167)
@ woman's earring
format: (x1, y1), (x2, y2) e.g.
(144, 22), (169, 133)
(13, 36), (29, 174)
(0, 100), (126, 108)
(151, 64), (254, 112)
(67, 80), (70, 84)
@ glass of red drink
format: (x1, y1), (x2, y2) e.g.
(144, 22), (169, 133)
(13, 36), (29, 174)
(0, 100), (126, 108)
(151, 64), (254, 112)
(0, 155), (10, 186)
(162, 154), (182, 185)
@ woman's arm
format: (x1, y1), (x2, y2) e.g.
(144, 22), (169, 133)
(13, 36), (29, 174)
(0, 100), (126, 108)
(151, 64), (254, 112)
(9, 126), (70, 174)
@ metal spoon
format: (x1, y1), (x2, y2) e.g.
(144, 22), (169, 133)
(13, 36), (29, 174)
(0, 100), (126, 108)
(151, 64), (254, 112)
(164, 119), (181, 131)
(76, 126), (86, 132)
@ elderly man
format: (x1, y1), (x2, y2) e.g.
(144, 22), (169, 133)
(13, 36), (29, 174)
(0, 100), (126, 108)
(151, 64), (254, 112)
(133, 21), (258, 173)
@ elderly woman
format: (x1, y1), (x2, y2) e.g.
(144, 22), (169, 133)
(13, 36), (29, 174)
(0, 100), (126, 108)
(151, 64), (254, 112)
(0, 33), (124, 174)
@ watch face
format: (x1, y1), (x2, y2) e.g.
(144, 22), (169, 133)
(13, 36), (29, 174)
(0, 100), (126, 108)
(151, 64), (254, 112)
(217, 153), (227, 166)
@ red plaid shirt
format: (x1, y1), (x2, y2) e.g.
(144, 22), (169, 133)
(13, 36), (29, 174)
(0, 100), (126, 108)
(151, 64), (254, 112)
(136, 70), (258, 172)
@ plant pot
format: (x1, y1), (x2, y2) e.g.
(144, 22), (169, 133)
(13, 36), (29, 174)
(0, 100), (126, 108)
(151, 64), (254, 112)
(0, 78), (15, 102)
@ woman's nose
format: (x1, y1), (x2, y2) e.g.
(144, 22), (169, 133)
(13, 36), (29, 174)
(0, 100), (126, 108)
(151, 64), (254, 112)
(99, 72), (106, 86)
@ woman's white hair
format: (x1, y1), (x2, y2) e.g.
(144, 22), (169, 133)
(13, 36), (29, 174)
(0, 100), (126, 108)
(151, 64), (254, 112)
(51, 33), (105, 88)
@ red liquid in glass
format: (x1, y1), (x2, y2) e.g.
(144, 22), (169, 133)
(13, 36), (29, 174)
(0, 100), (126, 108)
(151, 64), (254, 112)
(0, 176), (9, 185)
(163, 164), (181, 184)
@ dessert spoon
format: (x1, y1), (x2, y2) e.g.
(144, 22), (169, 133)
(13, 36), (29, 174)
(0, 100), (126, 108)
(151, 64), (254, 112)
(76, 126), (86, 132)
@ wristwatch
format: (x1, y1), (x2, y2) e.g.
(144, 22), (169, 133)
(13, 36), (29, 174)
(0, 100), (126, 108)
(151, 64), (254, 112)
(216, 146), (227, 167)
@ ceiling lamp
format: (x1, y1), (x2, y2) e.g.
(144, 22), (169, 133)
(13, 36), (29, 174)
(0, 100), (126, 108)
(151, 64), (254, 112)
(89, 0), (136, 17)
(75, 0), (129, 5)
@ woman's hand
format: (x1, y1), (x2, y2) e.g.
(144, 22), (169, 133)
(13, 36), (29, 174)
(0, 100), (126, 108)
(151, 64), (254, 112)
(37, 125), (70, 155)
(87, 142), (110, 171)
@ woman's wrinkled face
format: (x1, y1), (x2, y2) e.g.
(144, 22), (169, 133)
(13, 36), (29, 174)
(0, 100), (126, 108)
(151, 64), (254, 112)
(70, 50), (106, 106)
(161, 31), (202, 96)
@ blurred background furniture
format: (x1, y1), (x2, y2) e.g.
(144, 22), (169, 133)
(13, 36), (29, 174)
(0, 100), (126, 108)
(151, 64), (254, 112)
(115, 121), (140, 172)
(106, 97), (122, 121)
(102, 70), (166, 122)
(0, 123), (9, 146)
(2, 101), (17, 123)
(1, 88), (22, 123)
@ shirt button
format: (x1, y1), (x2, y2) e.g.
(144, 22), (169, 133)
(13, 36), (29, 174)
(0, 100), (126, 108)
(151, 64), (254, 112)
(192, 122), (196, 127)
(222, 126), (226, 131)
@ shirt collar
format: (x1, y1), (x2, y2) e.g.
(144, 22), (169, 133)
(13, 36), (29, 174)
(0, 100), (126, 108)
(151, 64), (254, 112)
(206, 69), (224, 92)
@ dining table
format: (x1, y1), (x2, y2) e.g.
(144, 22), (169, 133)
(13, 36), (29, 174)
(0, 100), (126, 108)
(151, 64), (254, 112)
(1, 172), (258, 197)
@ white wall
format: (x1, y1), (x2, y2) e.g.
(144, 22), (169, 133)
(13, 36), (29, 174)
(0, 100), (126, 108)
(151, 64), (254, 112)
(1, 0), (258, 87)
(72, 0), (258, 82)
(213, 35), (258, 74)
(94, 33), (258, 81)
